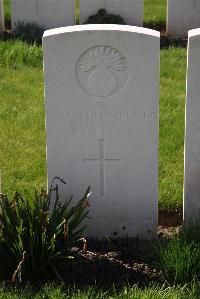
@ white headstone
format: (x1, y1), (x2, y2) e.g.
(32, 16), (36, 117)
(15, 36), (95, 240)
(0, 0), (4, 33)
(167, 0), (200, 37)
(79, 0), (143, 26)
(184, 28), (200, 223)
(43, 25), (159, 238)
(11, 0), (75, 30)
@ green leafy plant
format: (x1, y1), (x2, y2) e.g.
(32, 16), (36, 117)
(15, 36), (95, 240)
(12, 21), (45, 45)
(85, 9), (126, 25)
(0, 177), (90, 284)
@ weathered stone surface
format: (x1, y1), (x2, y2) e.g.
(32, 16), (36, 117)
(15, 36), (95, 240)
(11, 0), (75, 29)
(184, 28), (200, 223)
(167, 0), (200, 37)
(43, 25), (159, 238)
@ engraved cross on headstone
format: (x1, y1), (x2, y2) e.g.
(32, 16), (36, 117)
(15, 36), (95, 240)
(83, 139), (120, 197)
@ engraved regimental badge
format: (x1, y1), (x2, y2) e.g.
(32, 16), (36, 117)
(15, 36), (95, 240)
(76, 45), (129, 97)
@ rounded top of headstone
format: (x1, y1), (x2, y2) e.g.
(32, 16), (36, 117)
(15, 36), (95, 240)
(188, 28), (200, 38)
(43, 24), (160, 39)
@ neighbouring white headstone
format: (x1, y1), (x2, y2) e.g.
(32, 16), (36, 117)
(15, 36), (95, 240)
(11, 0), (75, 30)
(79, 0), (143, 26)
(0, 0), (4, 32)
(167, 0), (200, 37)
(79, 0), (105, 24)
(43, 25), (159, 238)
(184, 28), (200, 223)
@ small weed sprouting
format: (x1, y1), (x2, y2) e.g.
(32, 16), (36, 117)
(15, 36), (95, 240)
(12, 21), (45, 45)
(85, 9), (126, 25)
(0, 177), (91, 284)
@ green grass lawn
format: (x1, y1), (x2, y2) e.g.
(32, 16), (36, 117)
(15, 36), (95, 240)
(3, 0), (10, 27)
(144, 0), (167, 26)
(159, 48), (186, 210)
(0, 41), (46, 197)
(0, 284), (198, 299)
(4, 0), (167, 28)
(0, 40), (187, 211)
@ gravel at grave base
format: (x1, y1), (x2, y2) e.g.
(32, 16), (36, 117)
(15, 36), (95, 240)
(61, 226), (181, 288)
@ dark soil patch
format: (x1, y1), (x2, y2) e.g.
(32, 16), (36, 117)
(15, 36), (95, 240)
(145, 22), (188, 48)
(5, 21), (11, 31)
(62, 226), (180, 288)
(144, 21), (166, 32)
(159, 210), (182, 227)
(160, 35), (187, 48)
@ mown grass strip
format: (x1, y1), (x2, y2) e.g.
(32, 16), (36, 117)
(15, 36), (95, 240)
(144, 0), (167, 26)
(0, 283), (198, 299)
(0, 40), (42, 68)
